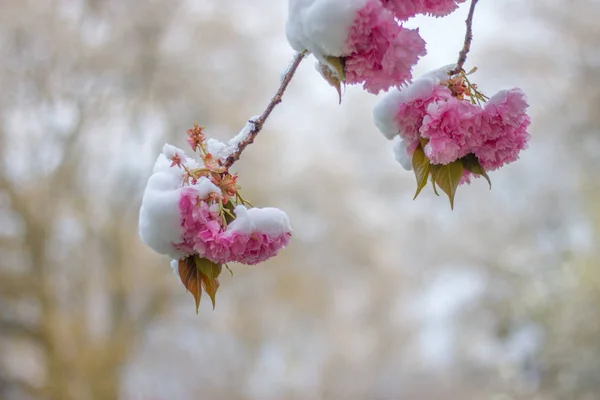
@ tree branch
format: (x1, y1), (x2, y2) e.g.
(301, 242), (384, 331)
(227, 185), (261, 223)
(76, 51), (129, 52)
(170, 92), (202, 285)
(223, 51), (306, 169)
(451, 0), (479, 75)
(0, 319), (46, 344)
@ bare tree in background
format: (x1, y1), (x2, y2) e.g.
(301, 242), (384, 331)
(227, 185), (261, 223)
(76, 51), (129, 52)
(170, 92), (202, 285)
(0, 0), (268, 398)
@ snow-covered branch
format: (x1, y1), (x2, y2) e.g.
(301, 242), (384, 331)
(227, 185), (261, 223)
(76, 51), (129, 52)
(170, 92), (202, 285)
(223, 51), (307, 169)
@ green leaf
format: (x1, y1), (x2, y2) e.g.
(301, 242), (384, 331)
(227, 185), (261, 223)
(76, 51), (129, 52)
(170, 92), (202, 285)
(461, 153), (491, 189)
(412, 144), (431, 200)
(431, 177), (440, 196)
(178, 257), (202, 314)
(318, 62), (343, 104)
(323, 56), (346, 81)
(430, 160), (464, 210)
(466, 66), (478, 75)
(194, 256), (222, 280)
(193, 256), (222, 310)
(223, 200), (236, 224)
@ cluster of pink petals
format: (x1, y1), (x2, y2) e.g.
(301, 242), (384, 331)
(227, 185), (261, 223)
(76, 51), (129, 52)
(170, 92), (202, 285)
(345, 0), (426, 94)
(420, 97), (487, 164)
(393, 84), (530, 172)
(218, 230), (291, 266)
(381, 0), (467, 20)
(394, 80), (452, 143)
(175, 189), (291, 265)
(475, 89), (531, 171)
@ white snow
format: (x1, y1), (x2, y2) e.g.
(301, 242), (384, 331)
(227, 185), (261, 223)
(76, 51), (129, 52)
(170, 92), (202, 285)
(225, 205), (292, 237)
(161, 143), (200, 169)
(139, 153), (187, 259)
(170, 259), (180, 277)
(206, 116), (259, 161)
(162, 143), (186, 162)
(139, 145), (220, 259)
(372, 89), (404, 140)
(393, 138), (413, 171)
(189, 177), (221, 198)
(419, 63), (456, 82)
(206, 138), (228, 158)
(372, 64), (456, 140)
(286, 0), (367, 64)
(373, 79), (441, 140)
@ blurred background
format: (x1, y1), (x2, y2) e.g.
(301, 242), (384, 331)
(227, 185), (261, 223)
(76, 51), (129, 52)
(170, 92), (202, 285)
(1, 0), (599, 399)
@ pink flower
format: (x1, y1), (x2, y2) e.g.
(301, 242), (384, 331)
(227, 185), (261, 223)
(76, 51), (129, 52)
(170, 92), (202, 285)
(473, 89), (531, 170)
(393, 79), (453, 142)
(485, 88), (529, 131)
(219, 231), (292, 266)
(459, 170), (477, 185)
(381, 0), (467, 20)
(474, 117), (530, 171)
(420, 97), (485, 164)
(219, 206), (292, 265)
(175, 191), (291, 265)
(175, 188), (223, 258)
(344, 0), (426, 94)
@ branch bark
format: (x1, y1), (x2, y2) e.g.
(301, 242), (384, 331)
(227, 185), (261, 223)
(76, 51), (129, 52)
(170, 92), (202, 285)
(223, 51), (306, 169)
(451, 0), (479, 75)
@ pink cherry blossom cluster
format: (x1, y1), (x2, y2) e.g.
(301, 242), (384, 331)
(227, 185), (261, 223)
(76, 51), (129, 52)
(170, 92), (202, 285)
(286, 0), (468, 95)
(139, 125), (292, 270)
(344, 0), (426, 93)
(176, 186), (291, 266)
(375, 68), (530, 179)
(381, 0), (467, 20)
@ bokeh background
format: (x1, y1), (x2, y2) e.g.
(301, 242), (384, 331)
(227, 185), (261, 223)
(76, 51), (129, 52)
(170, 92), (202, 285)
(1, 0), (599, 399)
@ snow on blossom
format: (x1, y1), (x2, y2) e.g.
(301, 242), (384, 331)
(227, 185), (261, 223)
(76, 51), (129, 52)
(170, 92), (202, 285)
(219, 206), (292, 265)
(286, 0), (367, 61)
(392, 137), (414, 171)
(140, 138), (293, 269)
(176, 195), (292, 265)
(419, 63), (456, 82)
(138, 146), (210, 259)
(381, 0), (467, 21)
(373, 65), (531, 193)
(286, 0), (426, 93)
(206, 116), (259, 161)
(373, 76), (452, 140)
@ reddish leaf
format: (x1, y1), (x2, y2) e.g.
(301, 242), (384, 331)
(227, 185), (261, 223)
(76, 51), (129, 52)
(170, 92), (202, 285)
(178, 257), (202, 314)
(202, 276), (220, 310)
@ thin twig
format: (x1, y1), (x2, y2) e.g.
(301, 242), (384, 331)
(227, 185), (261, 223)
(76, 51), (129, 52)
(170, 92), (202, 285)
(223, 52), (307, 169)
(450, 0), (479, 76)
